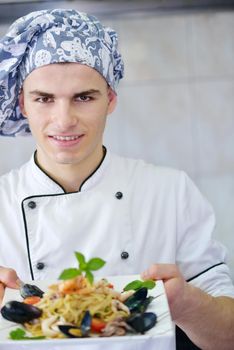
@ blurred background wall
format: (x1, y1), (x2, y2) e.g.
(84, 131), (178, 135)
(0, 0), (234, 280)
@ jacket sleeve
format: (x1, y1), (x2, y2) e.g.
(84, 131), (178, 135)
(176, 171), (234, 297)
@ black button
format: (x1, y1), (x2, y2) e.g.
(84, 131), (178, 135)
(28, 201), (36, 209)
(121, 251), (129, 259)
(115, 191), (123, 199)
(36, 262), (45, 270)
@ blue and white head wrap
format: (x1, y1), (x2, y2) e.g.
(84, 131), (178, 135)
(0, 9), (124, 136)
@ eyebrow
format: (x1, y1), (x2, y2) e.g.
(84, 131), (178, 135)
(28, 89), (102, 97)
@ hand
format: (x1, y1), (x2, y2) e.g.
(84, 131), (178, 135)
(141, 263), (190, 321)
(142, 264), (234, 350)
(0, 267), (21, 306)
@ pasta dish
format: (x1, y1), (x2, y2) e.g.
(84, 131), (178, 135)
(25, 276), (132, 338)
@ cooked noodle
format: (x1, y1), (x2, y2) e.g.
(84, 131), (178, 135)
(24, 276), (130, 338)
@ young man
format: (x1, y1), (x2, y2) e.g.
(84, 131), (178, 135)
(0, 9), (233, 349)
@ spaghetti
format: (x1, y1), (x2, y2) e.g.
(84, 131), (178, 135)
(24, 276), (130, 338)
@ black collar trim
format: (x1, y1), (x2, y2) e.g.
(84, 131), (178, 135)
(79, 146), (107, 191)
(33, 146), (107, 194)
(22, 147), (107, 279)
(33, 151), (66, 192)
(186, 262), (225, 282)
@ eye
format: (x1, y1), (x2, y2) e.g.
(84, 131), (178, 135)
(76, 95), (92, 102)
(35, 96), (53, 103)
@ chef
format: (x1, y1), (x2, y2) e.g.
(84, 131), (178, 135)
(0, 8), (233, 350)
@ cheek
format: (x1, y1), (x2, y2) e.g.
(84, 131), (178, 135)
(24, 111), (46, 133)
(23, 102), (50, 126)
(83, 105), (108, 128)
(90, 112), (107, 128)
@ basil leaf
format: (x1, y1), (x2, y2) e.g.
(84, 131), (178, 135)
(75, 252), (86, 266)
(142, 280), (156, 289)
(9, 328), (45, 340)
(123, 280), (143, 291)
(58, 268), (81, 280)
(85, 270), (94, 284)
(87, 258), (106, 271)
(10, 328), (26, 340)
(123, 279), (156, 291)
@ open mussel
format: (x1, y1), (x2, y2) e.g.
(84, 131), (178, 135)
(127, 312), (157, 334)
(1, 300), (42, 323)
(20, 283), (44, 299)
(58, 310), (91, 338)
(58, 325), (83, 338)
(80, 310), (92, 336)
(124, 287), (153, 313)
(124, 287), (157, 334)
(140, 296), (155, 313)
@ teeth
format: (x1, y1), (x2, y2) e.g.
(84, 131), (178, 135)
(53, 135), (80, 141)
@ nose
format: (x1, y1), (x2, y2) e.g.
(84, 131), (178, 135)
(52, 101), (77, 130)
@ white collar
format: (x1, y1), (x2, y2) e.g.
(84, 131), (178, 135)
(27, 148), (111, 195)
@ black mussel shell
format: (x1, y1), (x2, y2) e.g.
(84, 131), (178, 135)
(58, 311), (91, 338)
(20, 283), (44, 299)
(124, 287), (148, 313)
(139, 296), (155, 313)
(127, 312), (157, 334)
(81, 310), (91, 336)
(1, 300), (42, 323)
(58, 325), (83, 338)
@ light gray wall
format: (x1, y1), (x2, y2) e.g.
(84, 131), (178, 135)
(0, 9), (234, 279)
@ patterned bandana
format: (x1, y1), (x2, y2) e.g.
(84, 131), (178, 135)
(0, 9), (124, 136)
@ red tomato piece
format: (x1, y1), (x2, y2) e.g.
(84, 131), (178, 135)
(91, 318), (106, 332)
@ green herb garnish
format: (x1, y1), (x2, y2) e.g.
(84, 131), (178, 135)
(58, 251), (106, 284)
(123, 279), (156, 291)
(9, 328), (45, 340)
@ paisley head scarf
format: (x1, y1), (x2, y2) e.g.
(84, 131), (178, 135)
(0, 9), (124, 136)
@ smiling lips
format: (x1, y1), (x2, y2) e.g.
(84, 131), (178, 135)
(52, 135), (81, 141)
(50, 134), (84, 146)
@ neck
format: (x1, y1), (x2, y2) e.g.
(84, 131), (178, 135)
(34, 147), (106, 192)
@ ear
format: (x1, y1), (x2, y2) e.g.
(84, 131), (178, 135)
(18, 90), (27, 117)
(107, 88), (117, 114)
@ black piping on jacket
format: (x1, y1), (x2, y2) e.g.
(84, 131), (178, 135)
(21, 147), (107, 280)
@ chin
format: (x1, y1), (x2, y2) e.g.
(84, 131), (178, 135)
(55, 158), (78, 165)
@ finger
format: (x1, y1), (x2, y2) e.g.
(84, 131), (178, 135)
(0, 282), (5, 306)
(0, 267), (21, 289)
(141, 264), (181, 281)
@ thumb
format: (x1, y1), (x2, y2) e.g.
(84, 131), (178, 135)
(0, 267), (21, 289)
(0, 282), (5, 305)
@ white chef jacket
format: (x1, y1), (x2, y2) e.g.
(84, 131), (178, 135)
(0, 149), (233, 298)
(1, 149), (234, 350)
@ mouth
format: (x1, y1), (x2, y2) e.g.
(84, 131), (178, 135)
(49, 134), (84, 147)
(52, 135), (81, 141)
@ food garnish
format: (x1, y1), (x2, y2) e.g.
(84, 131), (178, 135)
(123, 279), (156, 291)
(1, 252), (157, 341)
(9, 328), (45, 340)
(58, 251), (106, 284)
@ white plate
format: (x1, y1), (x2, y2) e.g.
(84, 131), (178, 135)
(0, 275), (174, 349)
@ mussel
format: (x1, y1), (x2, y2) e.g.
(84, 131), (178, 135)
(1, 300), (42, 323)
(124, 287), (149, 313)
(20, 283), (44, 299)
(127, 312), (157, 334)
(80, 310), (92, 336)
(139, 296), (155, 313)
(124, 287), (157, 334)
(58, 325), (83, 338)
(58, 310), (91, 338)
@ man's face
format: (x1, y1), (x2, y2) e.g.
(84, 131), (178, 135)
(19, 63), (116, 173)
